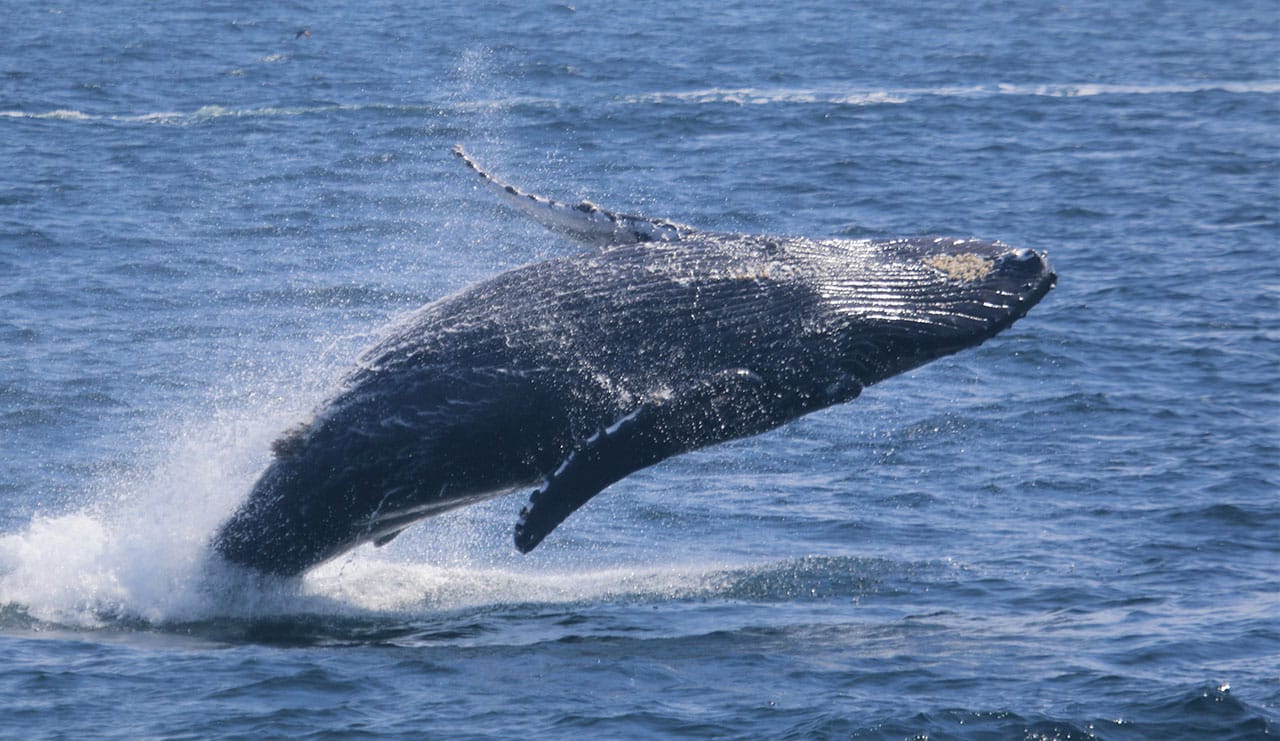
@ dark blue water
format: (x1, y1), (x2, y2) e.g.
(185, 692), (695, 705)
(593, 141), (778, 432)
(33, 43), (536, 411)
(2, 1), (1277, 737)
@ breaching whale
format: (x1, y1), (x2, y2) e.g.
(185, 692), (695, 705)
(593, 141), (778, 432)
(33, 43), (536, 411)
(212, 147), (1056, 576)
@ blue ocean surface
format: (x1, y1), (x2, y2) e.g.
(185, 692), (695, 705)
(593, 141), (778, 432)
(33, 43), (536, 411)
(1, 0), (1277, 737)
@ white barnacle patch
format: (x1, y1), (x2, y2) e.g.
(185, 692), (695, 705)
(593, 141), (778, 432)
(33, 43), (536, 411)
(924, 253), (995, 283)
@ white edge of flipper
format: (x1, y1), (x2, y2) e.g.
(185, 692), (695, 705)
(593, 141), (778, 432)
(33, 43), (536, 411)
(452, 145), (697, 247)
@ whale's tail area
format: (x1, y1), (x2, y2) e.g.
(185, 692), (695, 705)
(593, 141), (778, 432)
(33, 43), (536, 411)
(452, 145), (698, 247)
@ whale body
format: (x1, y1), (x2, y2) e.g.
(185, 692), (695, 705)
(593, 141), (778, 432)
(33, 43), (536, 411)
(212, 149), (1056, 576)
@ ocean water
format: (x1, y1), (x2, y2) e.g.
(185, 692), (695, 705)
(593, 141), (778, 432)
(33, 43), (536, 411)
(1, 0), (1277, 737)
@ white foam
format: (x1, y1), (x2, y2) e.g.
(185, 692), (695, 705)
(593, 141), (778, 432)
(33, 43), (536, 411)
(0, 397), (305, 626)
(0, 412), (749, 627)
(1, 80), (1272, 129)
(291, 556), (730, 616)
(0, 345), (740, 629)
(0, 109), (95, 120)
(623, 80), (1280, 106)
(623, 87), (911, 106)
(0, 499), (733, 628)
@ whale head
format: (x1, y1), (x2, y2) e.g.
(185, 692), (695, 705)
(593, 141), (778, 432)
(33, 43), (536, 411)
(811, 237), (1056, 386)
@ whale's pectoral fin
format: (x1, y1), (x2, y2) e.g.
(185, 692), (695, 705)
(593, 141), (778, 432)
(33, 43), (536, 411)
(453, 145), (698, 247)
(513, 369), (823, 553)
(513, 405), (663, 553)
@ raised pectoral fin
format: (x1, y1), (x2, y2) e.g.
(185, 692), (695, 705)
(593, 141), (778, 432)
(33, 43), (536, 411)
(514, 406), (670, 553)
(514, 369), (824, 553)
(453, 145), (697, 247)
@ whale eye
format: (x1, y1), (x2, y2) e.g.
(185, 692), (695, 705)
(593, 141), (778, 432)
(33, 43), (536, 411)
(923, 253), (994, 282)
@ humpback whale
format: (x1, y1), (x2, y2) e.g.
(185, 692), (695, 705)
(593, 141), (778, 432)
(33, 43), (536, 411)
(212, 147), (1056, 576)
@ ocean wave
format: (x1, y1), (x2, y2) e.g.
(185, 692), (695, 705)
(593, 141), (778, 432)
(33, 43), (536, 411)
(621, 88), (914, 106)
(623, 80), (1280, 105)
(2, 79), (1274, 128)
(0, 102), (436, 126)
(0, 108), (94, 120)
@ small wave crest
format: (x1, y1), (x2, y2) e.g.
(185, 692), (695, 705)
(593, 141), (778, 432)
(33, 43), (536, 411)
(3, 79), (1275, 129)
(623, 80), (1280, 106)
(0, 109), (94, 120)
(0, 103), (422, 126)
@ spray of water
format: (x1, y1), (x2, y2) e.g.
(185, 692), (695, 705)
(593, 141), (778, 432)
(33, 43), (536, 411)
(0, 55), (837, 631)
(0, 91), (735, 632)
(0, 351), (761, 633)
(0, 385), (298, 627)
